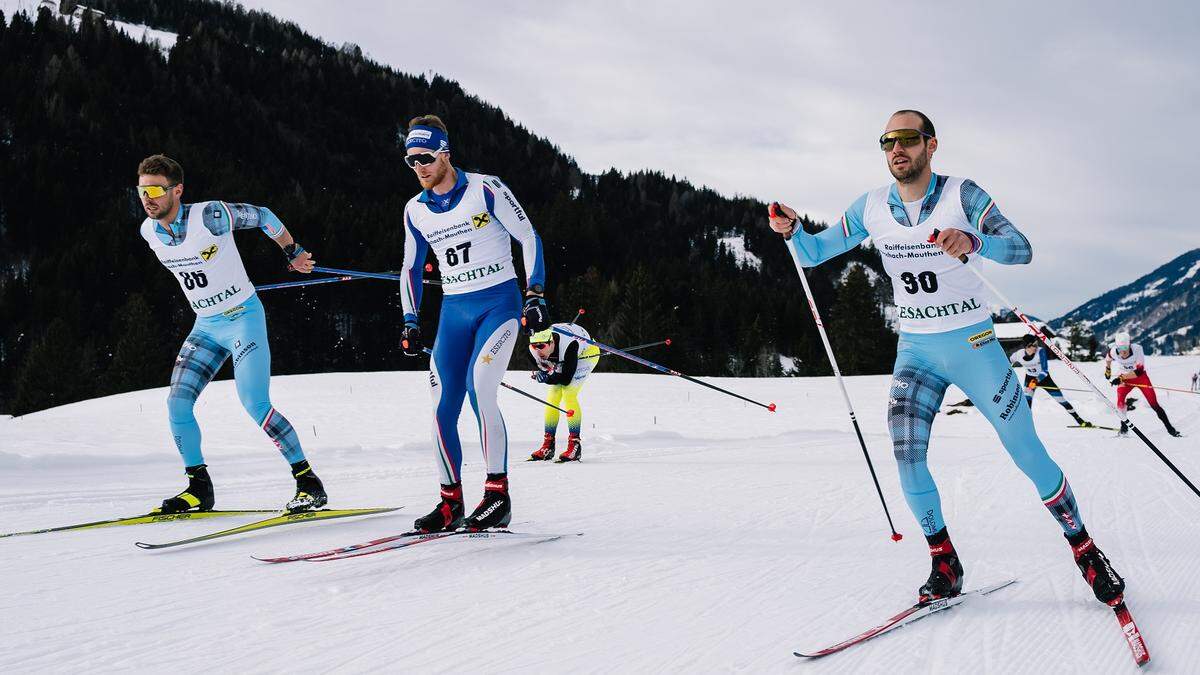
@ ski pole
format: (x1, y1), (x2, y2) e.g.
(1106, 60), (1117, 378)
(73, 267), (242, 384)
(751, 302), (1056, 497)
(312, 266), (441, 285)
(571, 339), (671, 362)
(931, 229), (1200, 500)
(1035, 382), (1200, 397)
(256, 274), (357, 291)
(552, 326), (776, 412)
(772, 203), (903, 541)
(420, 348), (573, 417)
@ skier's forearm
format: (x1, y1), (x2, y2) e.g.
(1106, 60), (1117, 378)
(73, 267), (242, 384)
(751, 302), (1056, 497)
(788, 227), (864, 267)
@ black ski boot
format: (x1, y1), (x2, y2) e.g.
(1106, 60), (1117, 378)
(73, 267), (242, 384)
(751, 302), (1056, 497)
(285, 460), (328, 513)
(157, 464), (215, 514)
(1152, 406), (1182, 437)
(1117, 421), (1130, 437)
(413, 483), (464, 533)
(1067, 529), (1125, 605)
(464, 473), (511, 530)
(918, 528), (964, 604)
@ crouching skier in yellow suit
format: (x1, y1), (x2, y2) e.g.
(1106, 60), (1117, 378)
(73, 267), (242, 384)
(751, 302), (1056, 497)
(527, 323), (601, 462)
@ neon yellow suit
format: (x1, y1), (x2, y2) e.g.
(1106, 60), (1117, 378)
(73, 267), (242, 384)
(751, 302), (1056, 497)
(528, 322), (599, 461)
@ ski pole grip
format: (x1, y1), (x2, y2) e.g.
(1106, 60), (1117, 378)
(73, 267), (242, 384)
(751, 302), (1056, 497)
(929, 229), (969, 263)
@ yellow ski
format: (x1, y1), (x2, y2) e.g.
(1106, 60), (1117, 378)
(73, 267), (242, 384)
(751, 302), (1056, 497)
(1, 510), (277, 539)
(134, 507), (401, 549)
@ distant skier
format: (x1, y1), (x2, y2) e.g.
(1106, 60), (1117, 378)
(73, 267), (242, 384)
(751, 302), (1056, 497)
(1105, 332), (1181, 437)
(769, 110), (1125, 608)
(398, 115), (549, 533)
(136, 154), (327, 514)
(1192, 371), (1198, 392)
(1010, 334), (1092, 426)
(527, 323), (601, 462)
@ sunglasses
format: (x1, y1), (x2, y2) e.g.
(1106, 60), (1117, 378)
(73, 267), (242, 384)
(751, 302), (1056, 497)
(879, 129), (932, 152)
(404, 150), (447, 168)
(135, 184), (177, 199)
(530, 342), (551, 349)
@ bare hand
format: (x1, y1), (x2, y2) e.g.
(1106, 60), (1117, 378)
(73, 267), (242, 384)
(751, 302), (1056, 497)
(934, 228), (974, 258)
(289, 250), (315, 274)
(768, 202), (798, 236)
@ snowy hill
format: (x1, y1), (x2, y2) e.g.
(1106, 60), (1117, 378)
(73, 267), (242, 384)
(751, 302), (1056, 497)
(3, 361), (1199, 671)
(1052, 248), (1200, 355)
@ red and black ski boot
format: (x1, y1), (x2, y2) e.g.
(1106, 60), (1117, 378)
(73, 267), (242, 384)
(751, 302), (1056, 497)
(412, 482), (464, 533)
(918, 527), (964, 604)
(1067, 529), (1126, 605)
(556, 433), (582, 462)
(528, 433), (556, 461)
(464, 473), (511, 530)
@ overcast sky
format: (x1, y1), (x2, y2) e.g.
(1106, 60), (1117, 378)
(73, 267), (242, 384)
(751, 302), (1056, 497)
(94, 2), (1200, 313)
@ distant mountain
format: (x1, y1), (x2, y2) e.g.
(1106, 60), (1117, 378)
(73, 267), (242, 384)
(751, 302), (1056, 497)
(1052, 249), (1200, 355)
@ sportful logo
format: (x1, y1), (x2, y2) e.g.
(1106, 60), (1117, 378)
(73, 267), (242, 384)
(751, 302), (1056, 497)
(502, 189), (526, 221)
(408, 129), (432, 141)
(200, 244), (219, 261)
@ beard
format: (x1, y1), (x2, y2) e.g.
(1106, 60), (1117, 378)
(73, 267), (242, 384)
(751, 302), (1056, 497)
(417, 161), (451, 190)
(888, 147), (929, 183)
(143, 195), (175, 220)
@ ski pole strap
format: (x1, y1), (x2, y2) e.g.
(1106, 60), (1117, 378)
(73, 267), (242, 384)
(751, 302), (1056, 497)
(551, 327), (776, 412)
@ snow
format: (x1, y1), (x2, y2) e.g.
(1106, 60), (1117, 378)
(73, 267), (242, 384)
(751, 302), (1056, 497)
(718, 234), (762, 271)
(991, 320), (1049, 339)
(109, 17), (177, 51)
(3, 357), (1200, 671)
(1175, 259), (1200, 286)
(0, 1), (178, 53)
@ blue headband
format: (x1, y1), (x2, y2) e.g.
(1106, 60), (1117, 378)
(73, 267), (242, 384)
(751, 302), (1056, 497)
(405, 125), (450, 152)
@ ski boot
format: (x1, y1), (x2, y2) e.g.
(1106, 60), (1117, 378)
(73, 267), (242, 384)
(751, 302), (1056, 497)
(1152, 406), (1182, 437)
(529, 433), (556, 461)
(285, 460), (328, 513)
(156, 464), (215, 514)
(1067, 529), (1125, 605)
(1071, 413), (1093, 428)
(918, 528), (964, 604)
(1117, 421), (1130, 437)
(464, 473), (511, 531)
(556, 434), (582, 463)
(413, 483), (464, 533)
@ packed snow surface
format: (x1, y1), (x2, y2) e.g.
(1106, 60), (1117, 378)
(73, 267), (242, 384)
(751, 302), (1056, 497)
(3, 357), (1199, 672)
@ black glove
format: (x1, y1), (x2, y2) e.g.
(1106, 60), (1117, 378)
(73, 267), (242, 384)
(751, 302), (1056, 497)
(532, 370), (553, 384)
(401, 321), (422, 357)
(522, 295), (549, 333)
(1110, 377), (1122, 385)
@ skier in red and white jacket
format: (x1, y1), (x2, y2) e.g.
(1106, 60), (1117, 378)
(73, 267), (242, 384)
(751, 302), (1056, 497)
(1104, 332), (1182, 437)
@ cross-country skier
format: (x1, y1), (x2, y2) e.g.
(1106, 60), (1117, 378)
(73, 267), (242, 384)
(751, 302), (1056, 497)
(1010, 334), (1093, 426)
(136, 154), (327, 514)
(768, 110), (1125, 608)
(1105, 332), (1181, 437)
(1190, 371), (1198, 392)
(398, 115), (549, 532)
(527, 323), (601, 462)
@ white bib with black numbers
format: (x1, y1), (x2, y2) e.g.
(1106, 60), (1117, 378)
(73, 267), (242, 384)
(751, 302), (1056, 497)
(406, 173), (519, 295)
(862, 177), (990, 334)
(1107, 344), (1145, 376)
(140, 201), (255, 317)
(556, 323), (598, 381)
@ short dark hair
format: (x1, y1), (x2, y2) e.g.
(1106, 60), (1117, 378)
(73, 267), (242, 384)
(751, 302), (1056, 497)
(408, 115), (448, 133)
(892, 110), (935, 137)
(137, 154), (184, 184)
(1022, 334), (1039, 347)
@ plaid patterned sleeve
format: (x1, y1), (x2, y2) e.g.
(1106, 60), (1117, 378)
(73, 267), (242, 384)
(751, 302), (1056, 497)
(960, 179), (1032, 265)
(223, 202), (286, 237)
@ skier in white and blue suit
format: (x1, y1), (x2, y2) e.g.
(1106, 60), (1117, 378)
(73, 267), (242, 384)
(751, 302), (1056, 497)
(769, 110), (1126, 608)
(398, 115), (550, 533)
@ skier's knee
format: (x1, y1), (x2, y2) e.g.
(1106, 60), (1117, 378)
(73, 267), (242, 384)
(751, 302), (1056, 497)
(166, 390), (196, 423)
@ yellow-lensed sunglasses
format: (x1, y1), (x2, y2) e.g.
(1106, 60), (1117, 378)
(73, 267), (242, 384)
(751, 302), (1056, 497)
(135, 184), (177, 199)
